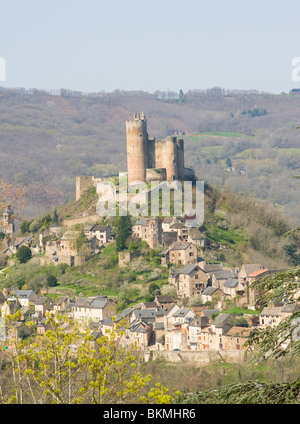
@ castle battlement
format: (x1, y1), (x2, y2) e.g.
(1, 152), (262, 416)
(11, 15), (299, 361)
(126, 113), (194, 184)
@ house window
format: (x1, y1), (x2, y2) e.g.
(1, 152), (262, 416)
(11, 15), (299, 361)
(189, 252), (194, 257)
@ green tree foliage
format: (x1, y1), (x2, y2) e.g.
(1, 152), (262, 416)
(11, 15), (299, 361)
(46, 275), (58, 287)
(115, 216), (132, 252)
(16, 246), (32, 264)
(20, 221), (31, 235)
(52, 209), (59, 224)
(0, 314), (179, 404)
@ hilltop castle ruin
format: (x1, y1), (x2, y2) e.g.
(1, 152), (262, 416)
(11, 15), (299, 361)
(126, 112), (194, 184)
(76, 113), (195, 200)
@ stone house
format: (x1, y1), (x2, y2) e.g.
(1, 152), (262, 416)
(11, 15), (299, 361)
(222, 278), (239, 298)
(168, 308), (196, 327)
(168, 264), (209, 299)
(7, 290), (39, 307)
(1, 299), (21, 318)
(187, 317), (210, 351)
(34, 296), (53, 318)
(60, 230), (81, 257)
(129, 309), (157, 326)
(154, 304), (180, 330)
(37, 317), (52, 336)
(259, 303), (300, 328)
(201, 287), (223, 305)
(84, 224), (112, 244)
(165, 324), (188, 351)
(166, 242), (198, 266)
(211, 270), (238, 291)
(73, 296), (116, 324)
(187, 229), (208, 248)
(161, 217), (180, 232)
(167, 222), (189, 241)
(238, 264), (264, 294)
(222, 327), (252, 351)
(132, 218), (162, 249)
(12, 236), (33, 254)
(125, 319), (153, 350)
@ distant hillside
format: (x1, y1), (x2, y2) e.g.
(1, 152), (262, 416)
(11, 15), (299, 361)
(1, 87), (300, 224)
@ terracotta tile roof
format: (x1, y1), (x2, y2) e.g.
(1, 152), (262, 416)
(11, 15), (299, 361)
(248, 269), (269, 278)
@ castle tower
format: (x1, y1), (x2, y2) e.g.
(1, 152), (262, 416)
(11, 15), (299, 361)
(163, 136), (178, 181)
(2, 205), (14, 234)
(176, 138), (185, 180)
(126, 113), (148, 184)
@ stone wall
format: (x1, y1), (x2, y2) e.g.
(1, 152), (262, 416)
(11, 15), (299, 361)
(63, 214), (100, 227)
(146, 349), (247, 364)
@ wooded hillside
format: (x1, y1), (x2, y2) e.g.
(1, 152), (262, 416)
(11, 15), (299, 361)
(0, 87), (300, 224)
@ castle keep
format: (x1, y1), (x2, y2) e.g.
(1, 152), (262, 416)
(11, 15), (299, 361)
(126, 113), (194, 184)
(76, 113), (195, 200)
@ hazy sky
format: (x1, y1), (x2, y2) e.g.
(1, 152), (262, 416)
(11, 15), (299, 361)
(1, 0), (300, 93)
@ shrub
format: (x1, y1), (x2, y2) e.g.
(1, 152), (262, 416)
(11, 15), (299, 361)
(16, 246), (32, 264)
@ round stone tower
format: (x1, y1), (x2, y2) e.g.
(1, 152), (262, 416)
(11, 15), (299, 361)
(126, 112), (148, 184)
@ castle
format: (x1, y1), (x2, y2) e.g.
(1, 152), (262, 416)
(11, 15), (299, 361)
(126, 112), (194, 184)
(0, 206), (14, 235)
(76, 113), (195, 200)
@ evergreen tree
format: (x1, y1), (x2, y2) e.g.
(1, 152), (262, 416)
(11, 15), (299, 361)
(16, 245), (32, 263)
(52, 209), (59, 224)
(115, 216), (132, 251)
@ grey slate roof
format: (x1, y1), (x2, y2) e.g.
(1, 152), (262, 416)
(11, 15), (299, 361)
(173, 308), (192, 318)
(223, 278), (239, 288)
(169, 242), (192, 251)
(213, 313), (236, 328)
(75, 295), (108, 309)
(211, 270), (237, 280)
(202, 287), (220, 296)
(202, 264), (224, 272)
(178, 264), (199, 275)
(202, 309), (220, 317)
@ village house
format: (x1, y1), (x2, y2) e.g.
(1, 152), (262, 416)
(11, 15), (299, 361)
(7, 290), (39, 307)
(165, 324), (188, 351)
(84, 224), (112, 244)
(12, 236), (33, 254)
(168, 308), (196, 327)
(154, 303), (180, 332)
(167, 222), (189, 241)
(37, 317), (52, 336)
(187, 316), (210, 351)
(211, 270), (238, 291)
(238, 264), (264, 292)
(187, 229), (208, 248)
(34, 296), (53, 318)
(223, 278), (239, 298)
(165, 241), (198, 266)
(73, 296), (116, 324)
(1, 299), (21, 318)
(222, 327), (252, 351)
(168, 264), (209, 299)
(60, 230), (81, 257)
(132, 218), (162, 248)
(201, 287), (224, 306)
(244, 268), (282, 307)
(259, 303), (300, 328)
(161, 217), (179, 232)
(129, 309), (157, 326)
(125, 319), (153, 350)
(53, 296), (72, 314)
